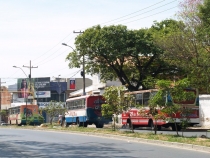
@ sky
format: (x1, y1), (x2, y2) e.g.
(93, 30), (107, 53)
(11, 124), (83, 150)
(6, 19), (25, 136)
(0, 0), (181, 87)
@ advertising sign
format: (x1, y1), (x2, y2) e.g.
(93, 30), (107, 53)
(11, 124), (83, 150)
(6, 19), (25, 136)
(17, 78), (32, 98)
(34, 77), (51, 98)
(69, 78), (75, 90)
(17, 77), (51, 98)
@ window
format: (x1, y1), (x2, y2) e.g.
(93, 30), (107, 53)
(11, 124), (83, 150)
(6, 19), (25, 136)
(143, 92), (150, 106)
(136, 93), (143, 105)
(66, 98), (86, 110)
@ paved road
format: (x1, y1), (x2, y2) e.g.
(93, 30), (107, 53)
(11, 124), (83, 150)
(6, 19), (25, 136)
(0, 128), (209, 158)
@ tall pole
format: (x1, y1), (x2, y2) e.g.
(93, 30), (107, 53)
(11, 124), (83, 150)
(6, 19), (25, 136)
(23, 60), (38, 124)
(73, 31), (85, 95)
(23, 60), (38, 103)
(82, 54), (85, 95)
(13, 66), (29, 124)
(58, 75), (61, 102)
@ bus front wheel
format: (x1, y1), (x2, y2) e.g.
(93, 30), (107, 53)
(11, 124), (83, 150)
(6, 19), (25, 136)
(96, 123), (104, 128)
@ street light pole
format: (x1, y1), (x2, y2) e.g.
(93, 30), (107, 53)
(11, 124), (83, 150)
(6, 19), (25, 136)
(82, 55), (85, 95)
(13, 60), (38, 125)
(62, 43), (86, 95)
(72, 30), (85, 96)
(13, 66), (29, 124)
(58, 75), (61, 102)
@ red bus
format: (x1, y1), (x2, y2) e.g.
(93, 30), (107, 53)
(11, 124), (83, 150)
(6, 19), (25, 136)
(121, 89), (199, 131)
(8, 104), (44, 125)
(65, 95), (105, 128)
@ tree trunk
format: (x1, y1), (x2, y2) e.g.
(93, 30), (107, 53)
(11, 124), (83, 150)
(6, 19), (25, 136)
(113, 115), (116, 131)
(154, 119), (157, 135)
(175, 122), (179, 136)
(50, 118), (53, 125)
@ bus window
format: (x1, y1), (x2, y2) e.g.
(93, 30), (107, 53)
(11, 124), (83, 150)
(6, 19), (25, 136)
(70, 101), (74, 109)
(66, 103), (69, 110)
(78, 99), (82, 109)
(83, 99), (86, 108)
(75, 100), (79, 109)
(143, 92), (150, 106)
(136, 93), (143, 105)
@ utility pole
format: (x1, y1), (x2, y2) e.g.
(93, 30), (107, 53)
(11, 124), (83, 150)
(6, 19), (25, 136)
(23, 60), (38, 103)
(58, 75), (61, 102)
(73, 30), (86, 95)
(23, 60), (38, 124)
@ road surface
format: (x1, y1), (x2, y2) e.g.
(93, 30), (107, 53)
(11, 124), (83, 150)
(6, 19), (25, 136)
(0, 128), (209, 158)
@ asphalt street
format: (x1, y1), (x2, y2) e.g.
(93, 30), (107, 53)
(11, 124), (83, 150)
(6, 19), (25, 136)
(0, 128), (210, 158)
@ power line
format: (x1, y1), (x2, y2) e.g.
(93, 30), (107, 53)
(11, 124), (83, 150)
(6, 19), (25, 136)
(123, 6), (178, 24)
(66, 69), (83, 78)
(104, 0), (178, 25)
(100, 0), (167, 25)
(32, 33), (75, 62)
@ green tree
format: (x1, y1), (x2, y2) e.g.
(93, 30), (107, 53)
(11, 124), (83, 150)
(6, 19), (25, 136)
(66, 25), (176, 91)
(0, 109), (7, 117)
(102, 86), (134, 131)
(149, 78), (195, 135)
(42, 101), (66, 125)
(0, 109), (8, 122)
(199, 0), (210, 36)
(152, 1), (210, 94)
(148, 80), (171, 134)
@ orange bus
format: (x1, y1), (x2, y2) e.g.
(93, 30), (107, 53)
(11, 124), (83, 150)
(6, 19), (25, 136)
(8, 104), (44, 125)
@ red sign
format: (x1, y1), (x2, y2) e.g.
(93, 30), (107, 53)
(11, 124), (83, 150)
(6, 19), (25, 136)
(69, 78), (75, 90)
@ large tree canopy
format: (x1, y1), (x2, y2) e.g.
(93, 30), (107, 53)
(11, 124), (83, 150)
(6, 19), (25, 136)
(66, 25), (177, 91)
(150, 0), (210, 93)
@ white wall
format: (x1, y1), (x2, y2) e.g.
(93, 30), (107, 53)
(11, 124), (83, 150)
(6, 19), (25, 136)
(70, 74), (122, 96)
(199, 95), (210, 128)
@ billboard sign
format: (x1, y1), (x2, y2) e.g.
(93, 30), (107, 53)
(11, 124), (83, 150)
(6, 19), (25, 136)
(69, 78), (75, 90)
(17, 77), (51, 98)
(17, 78), (30, 98)
(34, 77), (51, 98)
